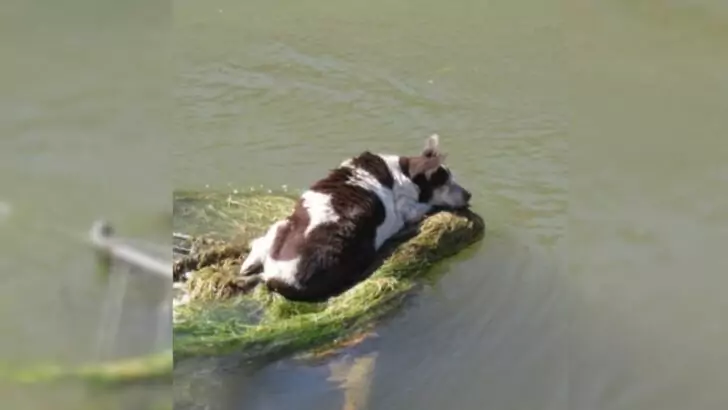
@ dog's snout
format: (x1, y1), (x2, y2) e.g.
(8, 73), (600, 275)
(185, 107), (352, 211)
(463, 190), (472, 203)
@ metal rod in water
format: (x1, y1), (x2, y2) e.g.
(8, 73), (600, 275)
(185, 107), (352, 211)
(155, 288), (173, 351)
(88, 220), (171, 279)
(95, 270), (129, 359)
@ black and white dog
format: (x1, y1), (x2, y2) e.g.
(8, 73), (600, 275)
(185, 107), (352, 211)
(238, 134), (471, 302)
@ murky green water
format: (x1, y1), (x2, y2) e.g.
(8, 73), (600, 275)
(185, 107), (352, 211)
(0, 0), (170, 408)
(174, 0), (727, 409)
(566, 1), (728, 409)
(2, 0), (726, 408)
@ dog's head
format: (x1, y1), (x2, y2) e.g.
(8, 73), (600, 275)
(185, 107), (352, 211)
(405, 134), (472, 209)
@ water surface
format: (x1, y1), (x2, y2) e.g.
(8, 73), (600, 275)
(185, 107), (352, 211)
(174, 0), (568, 408)
(126, 0), (728, 408)
(1, 1), (171, 408)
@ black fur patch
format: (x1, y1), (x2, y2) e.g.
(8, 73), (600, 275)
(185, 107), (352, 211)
(398, 157), (450, 203)
(429, 167), (450, 188)
(349, 151), (394, 189)
(269, 202), (309, 261)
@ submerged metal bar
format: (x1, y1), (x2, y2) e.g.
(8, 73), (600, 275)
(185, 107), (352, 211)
(88, 220), (171, 279)
(95, 269), (129, 360)
(173, 232), (193, 256)
(173, 232), (192, 241)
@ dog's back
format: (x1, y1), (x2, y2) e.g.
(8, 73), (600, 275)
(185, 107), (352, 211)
(262, 152), (396, 301)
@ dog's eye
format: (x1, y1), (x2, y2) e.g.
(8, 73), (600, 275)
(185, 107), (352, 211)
(429, 168), (450, 187)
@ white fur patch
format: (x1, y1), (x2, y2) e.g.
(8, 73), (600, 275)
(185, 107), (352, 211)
(344, 166), (398, 249)
(380, 154), (433, 224)
(242, 219), (302, 287)
(342, 154), (432, 249)
(261, 257), (300, 286)
(240, 219), (287, 275)
(380, 154), (420, 198)
(301, 190), (340, 236)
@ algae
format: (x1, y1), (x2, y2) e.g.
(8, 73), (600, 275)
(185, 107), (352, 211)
(173, 189), (484, 362)
(0, 350), (172, 387)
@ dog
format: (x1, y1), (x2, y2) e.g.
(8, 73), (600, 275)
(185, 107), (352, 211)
(237, 134), (472, 302)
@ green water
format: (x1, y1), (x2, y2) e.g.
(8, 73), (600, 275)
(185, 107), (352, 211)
(0, 0), (171, 408)
(566, 2), (728, 409)
(2, 0), (727, 408)
(174, 0), (727, 409)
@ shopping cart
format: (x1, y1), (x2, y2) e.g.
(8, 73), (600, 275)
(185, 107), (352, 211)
(88, 220), (172, 360)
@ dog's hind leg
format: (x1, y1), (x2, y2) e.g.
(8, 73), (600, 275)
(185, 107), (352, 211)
(239, 220), (286, 276)
(239, 236), (266, 276)
(234, 274), (262, 294)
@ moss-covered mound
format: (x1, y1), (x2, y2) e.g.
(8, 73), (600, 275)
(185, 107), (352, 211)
(0, 350), (172, 386)
(173, 189), (484, 362)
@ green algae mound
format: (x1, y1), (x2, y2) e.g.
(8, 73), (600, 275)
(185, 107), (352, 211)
(173, 189), (484, 362)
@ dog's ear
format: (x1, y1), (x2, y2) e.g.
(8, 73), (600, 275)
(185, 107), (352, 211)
(422, 134), (441, 158)
(409, 154), (444, 177)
